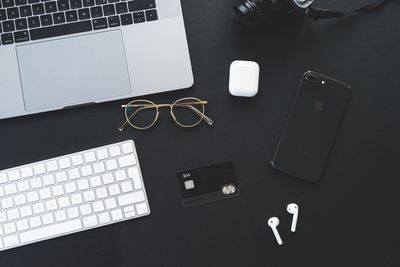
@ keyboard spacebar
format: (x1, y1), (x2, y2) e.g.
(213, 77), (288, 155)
(30, 21), (93, 41)
(20, 219), (83, 243)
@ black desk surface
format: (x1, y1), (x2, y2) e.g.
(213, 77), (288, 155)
(1, 0), (400, 266)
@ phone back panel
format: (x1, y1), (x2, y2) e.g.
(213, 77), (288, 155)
(271, 71), (350, 182)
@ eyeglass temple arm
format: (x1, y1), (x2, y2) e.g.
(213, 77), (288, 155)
(186, 105), (214, 126)
(121, 101), (208, 108)
(118, 106), (154, 132)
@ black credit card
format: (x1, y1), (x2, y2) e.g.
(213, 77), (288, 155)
(177, 161), (240, 207)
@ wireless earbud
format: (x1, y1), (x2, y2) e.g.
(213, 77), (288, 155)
(267, 217), (282, 245)
(287, 203), (299, 232)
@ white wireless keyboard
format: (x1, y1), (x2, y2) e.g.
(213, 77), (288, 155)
(0, 140), (150, 251)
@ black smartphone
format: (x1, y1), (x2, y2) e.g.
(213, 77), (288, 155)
(271, 71), (351, 182)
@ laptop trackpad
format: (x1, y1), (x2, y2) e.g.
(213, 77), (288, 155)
(16, 30), (132, 111)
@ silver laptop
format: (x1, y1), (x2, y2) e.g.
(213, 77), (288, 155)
(0, 0), (193, 120)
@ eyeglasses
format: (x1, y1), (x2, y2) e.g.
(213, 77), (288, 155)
(118, 97), (214, 131)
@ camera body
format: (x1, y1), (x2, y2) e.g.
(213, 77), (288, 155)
(234, 0), (314, 26)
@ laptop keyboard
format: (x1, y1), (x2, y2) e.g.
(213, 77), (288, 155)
(0, 0), (157, 45)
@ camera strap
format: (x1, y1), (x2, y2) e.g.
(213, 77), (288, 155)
(307, 0), (389, 20)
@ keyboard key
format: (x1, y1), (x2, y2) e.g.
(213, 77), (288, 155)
(65, 9), (77, 21)
(54, 210), (67, 221)
(64, 181), (77, 193)
(44, 1), (56, 13)
(108, 0), (118, 3)
(69, 0), (82, 8)
(80, 165), (93, 176)
(135, 202), (148, 215)
(98, 212), (110, 224)
(58, 196), (70, 208)
(114, 169), (126, 181)
(89, 175), (101, 187)
(28, 0), (40, 3)
(7, 208), (20, 220)
(53, 11), (65, 23)
(46, 160), (58, 172)
(15, 0), (27, 5)
(145, 8), (156, 21)
(14, 29), (29, 42)
(71, 154), (84, 166)
(83, 190), (95, 201)
(20, 166), (33, 178)
(4, 235), (19, 248)
(92, 17), (107, 30)
(29, 216), (42, 228)
(1, 196), (14, 208)
(110, 209), (122, 221)
(42, 213), (54, 225)
(20, 219), (82, 243)
(89, 5), (101, 18)
(5, 183), (17, 195)
(0, 212), (7, 222)
(133, 13), (144, 23)
(57, 0), (69, 10)
(81, 0), (93, 7)
(102, 173), (114, 184)
(120, 12), (132, 25)
(19, 205), (33, 217)
(45, 199), (58, 210)
(58, 157), (71, 169)
(28, 16), (40, 28)
(120, 181), (133, 192)
(108, 184), (120, 196)
(109, 145), (121, 157)
(117, 191), (144, 206)
(102, 3), (114, 16)
(52, 184), (64, 196)
(19, 4), (32, 17)
(92, 200), (104, 212)
(55, 171), (68, 182)
(96, 148), (108, 160)
(118, 155), (136, 167)
(8, 169), (20, 181)
(0, 9), (6, 21)
(77, 178), (89, 190)
(42, 174), (55, 185)
(83, 215), (97, 227)
(121, 142), (134, 154)
(2, 0), (15, 8)
(105, 197), (116, 209)
(128, 167), (142, 189)
(68, 168), (80, 179)
(79, 204), (92, 215)
(39, 188), (51, 199)
(70, 193), (83, 205)
(95, 187), (107, 198)
(30, 177), (42, 188)
(84, 151), (96, 163)
(67, 207), (79, 218)
(4, 222), (17, 234)
(77, 7), (89, 19)
(105, 159), (117, 170)
(0, 186), (4, 196)
(128, 0), (154, 11)
(26, 191), (39, 202)
(95, 0), (105, 4)
(14, 194), (27, 205)
(93, 162), (105, 174)
(33, 163), (46, 175)
(0, 173), (7, 183)
(16, 219), (29, 231)
(114, 2), (126, 14)
(108, 15), (119, 27)
(17, 180), (30, 192)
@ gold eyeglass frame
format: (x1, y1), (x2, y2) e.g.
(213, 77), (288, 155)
(118, 97), (214, 131)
